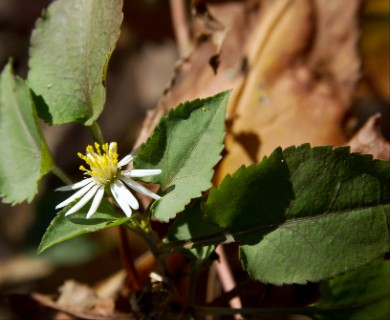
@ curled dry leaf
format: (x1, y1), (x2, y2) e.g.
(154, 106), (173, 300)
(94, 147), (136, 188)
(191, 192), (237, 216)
(134, 0), (258, 150)
(222, 0), (361, 180)
(192, 1), (228, 74)
(30, 251), (155, 319)
(348, 114), (390, 161)
(32, 280), (132, 320)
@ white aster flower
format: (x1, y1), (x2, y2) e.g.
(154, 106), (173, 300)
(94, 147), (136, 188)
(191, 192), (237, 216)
(55, 142), (161, 218)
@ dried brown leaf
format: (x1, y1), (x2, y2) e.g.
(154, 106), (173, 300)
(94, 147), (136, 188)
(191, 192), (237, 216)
(32, 280), (133, 320)
(28, 251), (155, 319)
(135, 0), (361, 184)
(348, 114), (390, 161)
(360, 0), (390, 102)
(221, 0), (361, 180)
(134, 0), (258, 149)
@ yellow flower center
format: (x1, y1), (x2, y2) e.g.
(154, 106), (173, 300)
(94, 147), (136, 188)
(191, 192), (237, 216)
(78, 142), (119, 185)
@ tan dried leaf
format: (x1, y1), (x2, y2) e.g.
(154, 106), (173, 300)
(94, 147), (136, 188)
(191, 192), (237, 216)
(348, 114), (390, 161)
(222, 0), (361, 180)
(32, 280), (132, 319)
(0, 255), (53, 286)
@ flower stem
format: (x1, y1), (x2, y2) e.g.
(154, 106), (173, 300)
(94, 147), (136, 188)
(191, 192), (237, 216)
(88, 120), (105, 145)
(51, 165), (73, 185)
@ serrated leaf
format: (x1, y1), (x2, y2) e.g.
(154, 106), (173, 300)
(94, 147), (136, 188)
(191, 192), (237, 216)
(311, 259), (390, 320)
(166, 198), (222, 262)
(205, 147), (293, 244)
(27, 0), (123, 125)
(204, 144), (390, 284)
(134, 91), (230, 221)
(38, 199), (131, 254)
(0, 62), (53, 204)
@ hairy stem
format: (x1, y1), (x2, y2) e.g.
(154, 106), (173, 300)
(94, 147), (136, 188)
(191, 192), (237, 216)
(160, 221), (285, 254)
(160, 230), (231, 254)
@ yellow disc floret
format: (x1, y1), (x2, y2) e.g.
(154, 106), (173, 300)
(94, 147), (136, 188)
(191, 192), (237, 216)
(78, 142), (119, 185)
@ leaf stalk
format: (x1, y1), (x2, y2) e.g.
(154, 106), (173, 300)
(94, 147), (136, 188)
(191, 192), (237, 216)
(51, 165), (74, 185)
(88, 120), (105, 145)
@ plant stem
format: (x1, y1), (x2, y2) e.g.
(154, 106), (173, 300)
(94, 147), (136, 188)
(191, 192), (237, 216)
(160, 230), (230, 254)
(160, 222), (283, 254)
(193, 306), (315, 317)
(189, 268), (197, 306)
(127, 221), (169, 277)
(118, 225), (141, 292)
(88, 120), (105, 145)
(51, 165), (74, 185)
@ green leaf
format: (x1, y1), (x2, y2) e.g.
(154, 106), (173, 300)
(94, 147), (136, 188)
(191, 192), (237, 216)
(204, 144), (390, 284)
(311, 259), (390, 320)
(134, 91), (230, 222)
(38, 198), (131, 254)
(27, 0), (123, 125)
(205, 147), (292, 244)
(0, 61), (53, 204)
(166, 198), (222, 262)
(41, 236), (99, 266)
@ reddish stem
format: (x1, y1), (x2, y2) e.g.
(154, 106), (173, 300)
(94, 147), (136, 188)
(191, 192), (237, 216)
(118, 225), (141, 292)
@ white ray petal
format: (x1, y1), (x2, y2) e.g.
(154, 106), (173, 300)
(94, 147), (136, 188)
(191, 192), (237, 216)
(56, 178), (93, 191)
(55, 181), (95, 209)
(117, 154), (134, 168)
(64, 185), (100, 216)
(111, 182), (132, 217)
(113, 180), (139, 210)
(121, 169), (162, 177)
(120, 177), (161, 200)
(86, 187), (104, 219)
(109, 142), (117, 152)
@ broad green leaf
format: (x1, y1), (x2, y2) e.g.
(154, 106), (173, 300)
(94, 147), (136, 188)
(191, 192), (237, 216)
(0, 62), (53, 204)
(38, 199), (131, 254)
(134, 91), (230, 222)
(205, 148), (292, 244)
(166, 198), (222, 262)
(204, 144), (390, 284)
(311, 259), (390, 320)
(41, 236), (99, 266)
(28, 0), (123, 125)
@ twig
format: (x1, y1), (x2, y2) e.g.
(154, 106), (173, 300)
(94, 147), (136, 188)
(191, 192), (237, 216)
(169, 0), (192, 56)
(215, 245), (242, 319)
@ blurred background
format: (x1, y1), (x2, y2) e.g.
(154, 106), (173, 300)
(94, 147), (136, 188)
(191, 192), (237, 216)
(0, 0), (389, 318)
